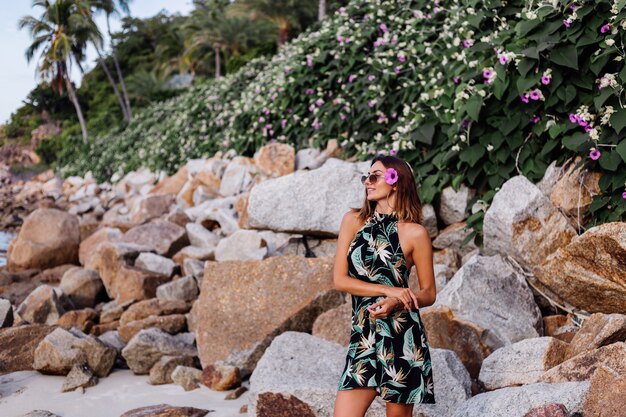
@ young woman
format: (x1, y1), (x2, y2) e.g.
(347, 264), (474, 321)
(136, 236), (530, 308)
(333, 154), (436, 417)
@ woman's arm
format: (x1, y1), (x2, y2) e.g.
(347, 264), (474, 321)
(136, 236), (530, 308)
(409, 224), (437, 308)
(333, 210), (397, 298)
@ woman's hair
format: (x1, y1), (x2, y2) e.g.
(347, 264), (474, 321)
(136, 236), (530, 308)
(353, 154), (423, 224)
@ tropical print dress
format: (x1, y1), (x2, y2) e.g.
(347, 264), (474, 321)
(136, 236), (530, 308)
(337, 209), (435, 404)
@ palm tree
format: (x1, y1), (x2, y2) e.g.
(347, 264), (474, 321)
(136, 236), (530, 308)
(91, 0), (133, 120)
(230, 0), (316, 47)
(19, 0), (92, 142)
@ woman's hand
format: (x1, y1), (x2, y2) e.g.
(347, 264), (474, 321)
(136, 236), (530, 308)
(383, 287), (419, 311)
(367, 297), (401, 319)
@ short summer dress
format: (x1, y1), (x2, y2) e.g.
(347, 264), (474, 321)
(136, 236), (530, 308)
(337, 209), (435, 404)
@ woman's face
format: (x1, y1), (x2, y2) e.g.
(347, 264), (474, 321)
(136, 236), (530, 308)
(363, 161), (395, 201)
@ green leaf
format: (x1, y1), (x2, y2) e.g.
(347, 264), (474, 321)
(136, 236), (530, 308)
(517, 58), (536, 78)
(465, 95), (483, 121)
(564, 85), (577, 105)
(562, 132), (588, 151)
(548, 123), (566, 139)
(599, 151), (622, 171)
(516, 76), (536, 95)
(459, 143), (486, 167)
(551, 45), (579, 70)
(594, 88), (614, 109)
(412, 124), (435, 145)
(611, 109), (626, 134)
(616, 139), (626, 163)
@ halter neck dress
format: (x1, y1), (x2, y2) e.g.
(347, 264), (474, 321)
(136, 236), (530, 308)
(337, 209), (435, 404)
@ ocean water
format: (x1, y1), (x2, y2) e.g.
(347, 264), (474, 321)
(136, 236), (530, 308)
(0, 231), (15, 267)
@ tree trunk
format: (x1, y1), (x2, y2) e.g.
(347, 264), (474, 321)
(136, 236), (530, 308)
(65, 75), (88, 143)
(214, 46), (221, 78)
(96, 46), (129, 121)
(108, 16), (132, 120)
(318, 0), (326, 21)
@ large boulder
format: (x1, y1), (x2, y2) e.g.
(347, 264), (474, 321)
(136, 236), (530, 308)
(538, 342), (626, 383)
(192, 255), (342, 374)
(121, 328), (197, 374)
(245, 158), (369, 235)
(483, 175), (576, 271)
(430, 254), (543, 351)
(16, 285), (73, 325)
(118, 220), (189, 258)
(254, 143), (296, 178)
(582, 365), (626, 417)
(248, 331), (472, 417)
(78, 227), (122, 270)
(438, 184), (475, 225)
(534, 222), (626, 314)
(58, 267), (104, 309)
(7, 208), (80, 272)
(563, 312), (626, 360)
(214, 229), (268, 261)
(0, 324), (56, 375)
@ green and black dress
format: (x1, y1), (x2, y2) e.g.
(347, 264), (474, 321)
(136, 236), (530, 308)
(337, 209), (435, 404)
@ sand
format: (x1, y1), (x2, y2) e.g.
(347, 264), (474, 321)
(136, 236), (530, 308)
(0, 369), (249, 417)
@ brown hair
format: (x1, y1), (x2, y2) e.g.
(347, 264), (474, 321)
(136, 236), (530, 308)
(353, 154), (423, 224)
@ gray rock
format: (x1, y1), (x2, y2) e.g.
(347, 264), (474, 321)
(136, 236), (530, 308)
(215, 229), (268, 261)
(0, 298), (14, 328)
(247, 158), (369, 235)
(431, 254), (543, 351)
(219, 157), (258, 197)
(536, 161), (564, 197)
(121, 328), (197, 374)
(120, 404), (210, 417)
(257, 230), (295, 257)
(171, 365), (203, 391)
(278, 236), (337, 258)
(439, 185), (476, 225)
(483, 175), (576, 272)
(156, 276), (199, 302)
(98, 330), (126, 352)
(433, 264), (454, 292)
(61, 363), (98, 392)
(149, 355), (196, 385)
(451, 381), (590, 417)
(59, 267), (104, 309)
(135, 252), (176, 277)
(16, 285), (73, 325)
(479, 337), (570, 390)
(432, 222), (479, 257)
(16, 411), (61, 417)
(185, 223), (220, 248)
(295, 147), (328, 170)
(422, 204), (439, 238)
(182, 258), (205, 281)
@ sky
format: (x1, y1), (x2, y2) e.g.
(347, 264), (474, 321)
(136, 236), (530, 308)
(0, 0), (194, 124)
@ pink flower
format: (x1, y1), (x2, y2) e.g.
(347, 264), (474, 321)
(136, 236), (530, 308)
(541, 75), (551, 85)
(569, 114), (578, 123)
(600, 24), (610, 33)
(281, 119), (287, 128)
(337, 35), (345, 43)
(521, 94), (529, 103)
(305, 88), (314, 95)
(394, 66), (401, 74)
(306, 56), (313, 67)
(308, 105), (315, 112)
(579, 120), (588, 127)
(315, 98), (324, 106)
(368, 74), (376, 81)
(287, 108), (293, 113)
(532, 116), (541, 123)
(563, 19), (571, 28)
(380, 23), (389, 33)
(312, 118), (321, 130)
(378, 115), (386, 123)
(622, 191), (626, 199)
(463, 40), (473, 48)
(283, 67), (290, 73)
(391, 35), (398, 45)
(384, 168), (398, 185)
(389, 149), (397, 155)
(348, 74), (356, 82)
(453, 76), (460, 84)
(339, 113), (346, 121)
(499, 55), (508, 65)
(483, 69), (494, 79)
(368, 100), (376, 107)
(398, 55), (407, 62)
(529, 90), (541, 100)
(584, 125), (592, 133)
(589, 148), (601, 160)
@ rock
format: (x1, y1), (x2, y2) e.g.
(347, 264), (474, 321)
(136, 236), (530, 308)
(433, 264), (454, 291)
(295, 147), (328, 170)
(0, 298), (14, 328)
(536, 160), (564, 197)
(79, 227), (123, 270)
(130, 194), (175, 224)
(193, 255), (342, 375)
(110, 265), (172, 304)
(100, 299), (133, 324)
(254, 143), (295, 177)
(0, 324), (55, 374)
(421, 204), (439, 238)
(119, 220), (189, 258)
(151, 165), (189, 196)
(156, 276), (199, 302)
(420, 306), (491, 379)
(523, 404), (571, 417)
(432, 222), (479, 257)
(534, 222), (626, 314)
(120, 404), (211, 417)
(311, 302), (351, 346)
(483, 175), (577, 271)
(433, 248), (460, 272)
(189, 204), (240, 236)
(118, 314), (187, 343)
(171, 365), (203, 391)
(479, 337), (570, 390)
(543, 314), (578, 343)
(256, 230), (293, 257)
(582, 365), (626, 417)
(451, 381), (590, 417)
(57, 308), (98, 333)
(430, 254), (543, 351)
(439, 184), (476, 225)
(121, 328), (197, 374)
(246, 158), (369, 235)
(172, 246), (215, 263)
(120, 299), (191, 325)
(224, 386), (248, 400)
(278, 236), (337, 258)
(7, 208), (80, 272)
(135, 252), (176, 277)
(149, 355), (196, 385)
(219, 156), (258, 197)
(200, 362), (241, 391)
(59, 267), (105, 309)
(16, 411), (62, 417)
(33, 327), (116, 377)
(564, 312), (626, 360)
(185, 223), (220, 248)
(182, 258), (205, 281)
(16, 285), (72, 325)
(248, 331), (472, 417)
(214, 229), (268, 261)
(61, 363), (98, 392)
(539, 342), (626, 383)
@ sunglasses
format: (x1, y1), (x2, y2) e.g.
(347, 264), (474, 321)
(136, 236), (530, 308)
(360, 173), (384, 184)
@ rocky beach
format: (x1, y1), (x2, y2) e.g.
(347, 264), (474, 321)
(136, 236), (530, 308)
(0, 141), (625, 417)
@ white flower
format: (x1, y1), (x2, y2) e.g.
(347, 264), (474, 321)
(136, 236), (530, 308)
(606, 38), (615, 46)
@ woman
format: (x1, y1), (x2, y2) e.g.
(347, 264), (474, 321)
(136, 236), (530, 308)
(333, 154), (436, 417)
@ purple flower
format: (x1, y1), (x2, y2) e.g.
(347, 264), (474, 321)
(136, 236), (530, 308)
(579, 119), (588, 127)
(389, 149), (397, 155)
(337, 35), (345, 43)
(570, 3), (578, 10)
(287, 108), (293, 113)
(380, 23), (389, 33)
(563, 19), (571, 28)
(315, 98), (324, 106)
(378, 115), (386, 123)
(453, 76), (460, 84)
(348, 74), (357, 83)
(368, 100), (376, 107)
(483, 69), (494, 79)
(584, 125), (592, 133)
(600, 24), (611, 33)
(541, 75), (551, 85)
(521, 94), (530, 103)
(569, 114), (578, 123)
(463, 40), (473, 48)
(308, 105), (315, 112)
(283, 67), (290, 73)
(305, 88), (314, 95)
(384, 168), (398, 185)
(398, 55), (407, 62)
(306, 56), (313, 67)
(391, 35), (398, 45)
(368, 74), (376, 81)
(499, 55), (508, 65)
(622, 190), (626, 199)
(312, 118), (321, 130)
(589, 148), (601, 160)
(529, 90), (541, 100)
(339, 113), (346, 121)
(532, 116), (541, 124)
(281, 119), (287, 128)
(394, 66), (401, 74)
